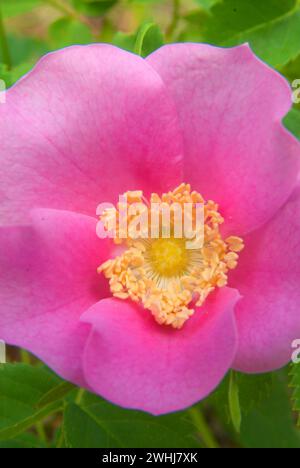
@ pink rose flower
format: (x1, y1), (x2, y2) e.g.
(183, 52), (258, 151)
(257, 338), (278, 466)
(0, 43), (299, 415)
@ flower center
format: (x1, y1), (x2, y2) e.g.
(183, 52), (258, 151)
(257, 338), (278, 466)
(150, 238), (188, 277)
(98, 183), (244, 329)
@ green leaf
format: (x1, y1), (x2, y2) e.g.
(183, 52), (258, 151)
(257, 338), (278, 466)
(237, 373), (274, 412)
(228, 371), (242, 433)
(0, 63), (11, 88)
(188, 407), (218, 448)
(134, 22), (163, 56)
(0, 400), (63, 441)
(290, 363), (300, 426)
(179, 10), (208, 42)
(204, 0), (296, 43)
(64, 403), (110, 448)
(37, 381), (76, 409)
(284, 108), (300, 140)
(0, 35), (48, 68)
(1, 0), (42, 18)
(208, 371), (273, 422)
(72, 0), (117, 16)
(0, 432), (46, 449)
(195, 0), (221, 10)
(63, 392), (201, 448)
(113, 22), (163, 57)
(240, 373), (300, 448)
(113, 31), (136, 54)
(0, 363), (62, 407)
(203, 0), (300, 68)
(49, 17), (93, 48)
(281, 53), (300, 81)
(0, 363), (63, 439)
(0, 62), (33, 88)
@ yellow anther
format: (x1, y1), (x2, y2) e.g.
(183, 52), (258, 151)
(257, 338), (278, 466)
(226, 236), (245, 252)
(99, 184), (244, 329)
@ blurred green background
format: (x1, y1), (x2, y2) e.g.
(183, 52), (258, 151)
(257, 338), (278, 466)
(0, 0), (300, 449)
(1, 0), (300, 98)
(1, 0), (300, 126)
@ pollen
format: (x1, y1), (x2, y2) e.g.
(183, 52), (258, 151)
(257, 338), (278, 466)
(98, 183), (244, 329)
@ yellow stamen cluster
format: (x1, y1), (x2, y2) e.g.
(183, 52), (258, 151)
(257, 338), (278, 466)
(98, 184), (244, 329)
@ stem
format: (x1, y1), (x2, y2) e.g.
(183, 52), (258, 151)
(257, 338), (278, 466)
(167, 0), (180, 40)
(75, 388), (85, 405)
(56, 428), (65, 448)
(0, 402), (63, 441)
(0, 1), (12, 70)
(189, 407), (219, 449)
(36, 422), (48, 447)
(228, 370), (242, 433)
(20, 350), (49, 445)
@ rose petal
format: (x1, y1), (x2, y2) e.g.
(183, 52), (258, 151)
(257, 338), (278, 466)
(230, 187), (300, 372)
(0, 209), (109, 385)
(147, 43), (300, 235)
(0, 44), (183, 225)
(81, 289), (239, 415)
